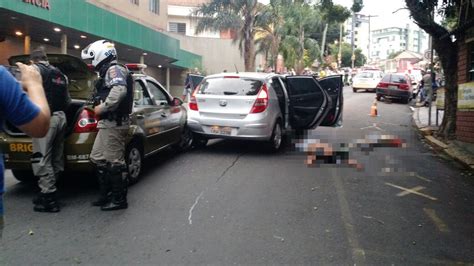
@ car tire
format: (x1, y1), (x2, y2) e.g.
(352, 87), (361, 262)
(126, 140), (143, 185)
(192, 134), (208, 149)
(11, 169), (36, 183)
(266, 121), (283, 152)
(353, 87), (357, 93)
(174, 125), (193, 152)
(376, 94), (381, 101)
(402, 97), (410, 104)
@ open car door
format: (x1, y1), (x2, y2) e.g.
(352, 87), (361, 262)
(318, 75), (344, 127)
(286, 76), (330, 130)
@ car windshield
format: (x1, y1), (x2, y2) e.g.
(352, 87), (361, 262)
(355, 72), (374, 78)
(198, 77), (263, 96)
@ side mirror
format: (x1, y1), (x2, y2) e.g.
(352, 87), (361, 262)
(172, 97), (183, 106)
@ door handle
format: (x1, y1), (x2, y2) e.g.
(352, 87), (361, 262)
(136, 113), (145, 119)
(160, 112), (168, 117)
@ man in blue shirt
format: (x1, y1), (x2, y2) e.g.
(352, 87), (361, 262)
(0, 63), (51, 237)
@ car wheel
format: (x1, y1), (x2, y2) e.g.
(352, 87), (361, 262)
(11, 169), (36, 183)
(192, 134), (208, 149)
(174, 125), (193, 152)
(267, 121), (283, 152)
(126, 140), (143, 185)
(402, 97), (410, 104)
(376, 94), (381, 101)
(353, 87), (357, 93)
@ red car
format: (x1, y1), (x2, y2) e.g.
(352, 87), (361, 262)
(376, 73), (414, 104)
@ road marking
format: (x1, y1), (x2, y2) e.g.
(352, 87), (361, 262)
(397, 185), (425, 197)
(385, 182), (438, 201)
(332, 170), (366, 264)
(360, 123), (384, 131)
(188, 191), (204, 225)
(423, 208), (450, 233)
(415, 174), (432, 182)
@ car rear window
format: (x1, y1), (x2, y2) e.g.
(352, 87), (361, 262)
(391, 75), (408, 84)
(199, 77), (263, 96)
(381, 75), (391, 82)
(356, 72), (374, 78)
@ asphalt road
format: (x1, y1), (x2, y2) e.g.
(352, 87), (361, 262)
(1, 88), (473, 265)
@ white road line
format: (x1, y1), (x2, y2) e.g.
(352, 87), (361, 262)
(397, 186), (425, 197)
(385, 182), (438, 201)
(188, 191), (204, 225)
(415, 174), (432, 182)
(423, 208), (450, 233)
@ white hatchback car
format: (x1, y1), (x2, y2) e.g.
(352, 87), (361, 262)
(352, 71), (383, 92)
(186, 73), (344, 151)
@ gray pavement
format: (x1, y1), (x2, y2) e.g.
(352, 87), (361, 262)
(1, 88), (473, 265)
(412, 101), (474, 170)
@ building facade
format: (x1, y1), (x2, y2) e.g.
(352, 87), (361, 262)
(455, 1), (474, 144)
(371, 25), (428, 61)
(344, 14), (370, 61)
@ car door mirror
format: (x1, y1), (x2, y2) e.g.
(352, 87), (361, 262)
(172, 97), (183, 106)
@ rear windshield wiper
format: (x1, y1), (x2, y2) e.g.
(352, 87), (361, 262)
(223, 91), (238, 95)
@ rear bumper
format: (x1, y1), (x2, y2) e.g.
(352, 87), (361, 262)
(376, 88), (411, 99)
(187, 111), (276, 141)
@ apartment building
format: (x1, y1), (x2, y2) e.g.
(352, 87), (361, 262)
(371, 25), (428, 60)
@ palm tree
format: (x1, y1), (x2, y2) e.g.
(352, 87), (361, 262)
(254, 0), (285, 71)
(193, 0), (263, 71)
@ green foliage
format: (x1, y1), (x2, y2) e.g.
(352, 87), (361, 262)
(328, 42), (365, 67)
(351, 0), (363, 13)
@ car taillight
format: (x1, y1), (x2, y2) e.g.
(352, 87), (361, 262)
(189, 86), (199, 111)
(250, 84), (269, 114)
(377, 82), (388, 88)
(399, 83), (410, 90)
(73, 108), (98, 133)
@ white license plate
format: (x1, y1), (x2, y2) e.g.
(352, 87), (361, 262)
(388, 85), (398, 90)
(210, 126), (232, 135)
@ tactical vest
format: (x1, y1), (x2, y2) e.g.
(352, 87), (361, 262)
(95, 63), (133, 126)
(36, 63), (71, 113)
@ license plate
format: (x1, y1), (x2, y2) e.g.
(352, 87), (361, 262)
(9, 143), (33, 153)
(210, 126), (232, 136)
(388, 85), (398, 90)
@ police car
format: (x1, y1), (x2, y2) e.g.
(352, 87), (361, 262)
(1, 54), (192, 184)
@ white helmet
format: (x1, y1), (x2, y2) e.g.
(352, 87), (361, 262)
(81, 40), (117, 69)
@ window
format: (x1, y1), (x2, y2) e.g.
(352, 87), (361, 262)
(134, 80), (154, 106)
(130, 0), (139, 5)
(469, 43), (474, 81)
(146, 80), (168, 105)
(149, 0), (159, 14)
(169, 22), (186, 35)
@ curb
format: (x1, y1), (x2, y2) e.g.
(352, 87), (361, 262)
(412, 108), (474, 170)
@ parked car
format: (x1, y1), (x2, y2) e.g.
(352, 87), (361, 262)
(352, 70), (384, 92)
(1, 54), (192, 183)
(187, 72), (344, 151)
(375, 73), (414, 104)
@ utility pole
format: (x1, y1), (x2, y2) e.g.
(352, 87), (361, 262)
(351, 13), (355, 69)
(338, 23), (343, 67)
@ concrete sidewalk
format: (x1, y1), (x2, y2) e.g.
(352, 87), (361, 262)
(412, 102), (474, 170)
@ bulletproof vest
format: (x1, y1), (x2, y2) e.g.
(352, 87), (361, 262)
(96, 63), (133, 125)
(36, 63), (71, 113)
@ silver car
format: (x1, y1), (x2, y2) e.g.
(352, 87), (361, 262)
(187, 72), (344, 151)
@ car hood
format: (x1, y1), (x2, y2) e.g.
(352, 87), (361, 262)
(9, 54), (97, 100)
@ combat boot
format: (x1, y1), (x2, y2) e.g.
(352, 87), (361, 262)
(91, 164), (111, 207)
(33, 192), (60, 213)
(101, 164), (128, 211)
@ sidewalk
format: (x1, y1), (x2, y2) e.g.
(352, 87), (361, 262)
(412, 102), (474, 170)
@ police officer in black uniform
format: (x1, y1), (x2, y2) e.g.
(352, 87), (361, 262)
(81, 40), (133, 211)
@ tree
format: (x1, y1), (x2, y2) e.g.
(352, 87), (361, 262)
(318, 2), (351, 62)
(254, 0), (285, 71)
(405, 0), (460, 139)
(329, 42), (365, 67)
(193, 0), (263, 71)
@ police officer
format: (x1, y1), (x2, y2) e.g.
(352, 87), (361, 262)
(30, 47), (71, 213)
(81, 40), (133, 211)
